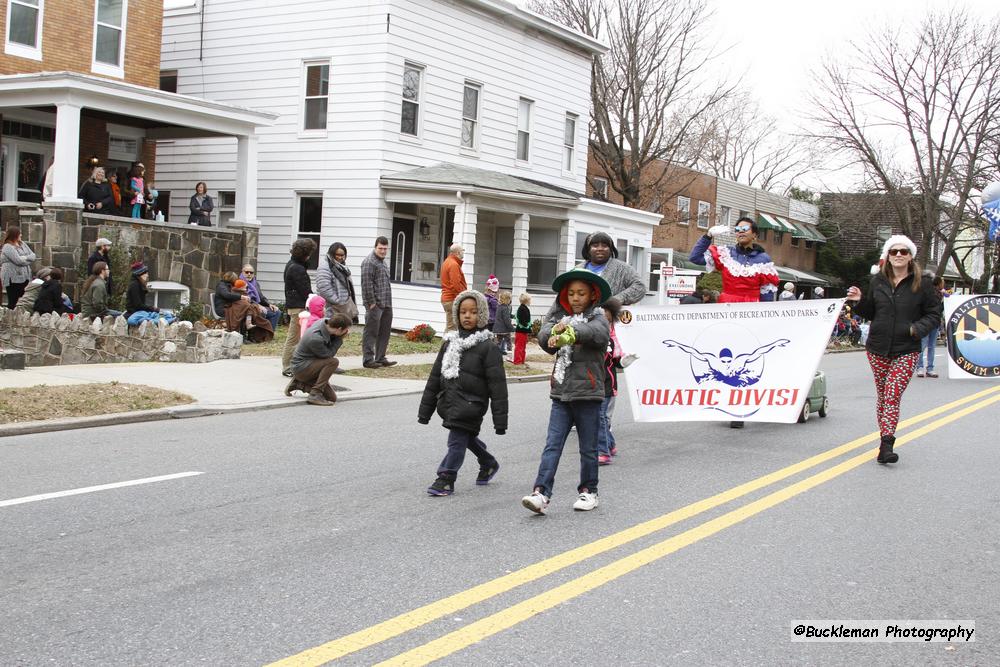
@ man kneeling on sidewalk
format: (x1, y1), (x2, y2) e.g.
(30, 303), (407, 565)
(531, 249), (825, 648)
(286, 313), (352, 406)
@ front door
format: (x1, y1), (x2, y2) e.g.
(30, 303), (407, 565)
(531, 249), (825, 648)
(391, 217), (414, 281)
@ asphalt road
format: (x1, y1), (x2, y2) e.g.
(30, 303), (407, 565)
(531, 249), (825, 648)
(1, 350), (997, 666)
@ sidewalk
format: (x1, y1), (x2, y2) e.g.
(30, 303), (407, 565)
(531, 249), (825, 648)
(0, 351), (549, 437)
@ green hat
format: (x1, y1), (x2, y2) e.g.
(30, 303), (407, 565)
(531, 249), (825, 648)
(551, 267), (611, 304)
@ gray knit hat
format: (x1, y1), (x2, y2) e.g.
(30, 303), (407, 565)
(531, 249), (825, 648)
(451, 289), (490, 329)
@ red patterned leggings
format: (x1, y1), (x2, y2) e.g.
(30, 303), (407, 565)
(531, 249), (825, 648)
(866, 351), (919, 437)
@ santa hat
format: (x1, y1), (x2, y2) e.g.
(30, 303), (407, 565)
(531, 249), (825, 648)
(871, 234), (917, 274)
(485, 275), (500, 292)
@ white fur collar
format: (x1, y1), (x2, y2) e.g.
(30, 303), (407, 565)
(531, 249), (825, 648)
(441, 329), (494, 379)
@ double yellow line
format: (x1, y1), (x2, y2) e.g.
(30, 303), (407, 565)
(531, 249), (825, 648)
(269, 384), (1000, 667)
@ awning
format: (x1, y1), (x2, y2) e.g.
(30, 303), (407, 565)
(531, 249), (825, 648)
(772, 215), (799, 233)
(804, 224), (827, 242)
(756, 213), (780, 231)
(786, 219), (813, 240)
(775, 266), (830, 286)
(670, 250), (705, 272)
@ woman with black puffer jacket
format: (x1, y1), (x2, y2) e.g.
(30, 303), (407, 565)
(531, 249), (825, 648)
(847, 235), (942, 465)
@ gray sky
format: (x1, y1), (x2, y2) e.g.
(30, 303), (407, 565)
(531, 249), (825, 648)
(708, 0), (999, 191)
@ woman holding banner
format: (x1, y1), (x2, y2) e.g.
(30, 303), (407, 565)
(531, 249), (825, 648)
(846, 235), (942, 465)
(690, 217), (780, 428)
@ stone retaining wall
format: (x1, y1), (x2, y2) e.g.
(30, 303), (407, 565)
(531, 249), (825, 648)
(0, 202), (260, 318)
(0, 308), (242, 366)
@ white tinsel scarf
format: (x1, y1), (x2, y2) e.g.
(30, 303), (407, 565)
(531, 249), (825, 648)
(441, 329), (494, 379)
(552, 311), (594, 384)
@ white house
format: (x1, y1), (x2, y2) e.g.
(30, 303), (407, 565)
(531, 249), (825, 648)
(155, 0), (659, 329)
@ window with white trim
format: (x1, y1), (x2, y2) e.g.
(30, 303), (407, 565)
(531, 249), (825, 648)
(303, 61), (330, 131)
(528, 227), (559, 287)
(108, 136), (138, 162)
(697, 201), (711, 229)
(461, 81), (481, 149)
(875, 224), (891, 249)
(677, 196), (691, 225)
(6, 0), (43, 59)
(719, 205), (732, 227)
(592, 177), (608, 200)
(575, 231), (589, 260)
(297, 194), (323, 270)
(93, 0), (127, 76)
(563, 113), (577, 172)
(516, 98), (533, 161)
(617, 238), (628, 260)
(401, 63), (423, 136)
(217, 191), (236, 226)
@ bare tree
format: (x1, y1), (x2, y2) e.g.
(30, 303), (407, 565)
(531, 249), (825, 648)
(808, 8), (1000, 279)
(689, 90), (818, 195)
(532, 0), (733, 209)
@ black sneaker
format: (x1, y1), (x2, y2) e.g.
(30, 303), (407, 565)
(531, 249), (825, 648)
(379, 359), (398, 367)
(476, 462), (500, 486)
(427, 478), (454, 496)
(363, 361), (383, 369)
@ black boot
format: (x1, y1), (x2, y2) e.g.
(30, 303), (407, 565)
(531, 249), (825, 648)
(877, 434), (898, 464)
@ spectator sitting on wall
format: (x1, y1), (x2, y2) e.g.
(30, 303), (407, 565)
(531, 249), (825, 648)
(80, 261), (112, 320)
(78, 166), (115, 213)
(241, 263), (281, 331)
(213, 271), (244, 317)
(14, 267), (53, 314)
(33, 267), (69, 316)
(226, 279), (274, 343)
(125, 261), (161, 319)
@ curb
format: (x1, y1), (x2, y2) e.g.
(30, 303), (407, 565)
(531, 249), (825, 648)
(0, 386), (427, 439)
(0, 367), (548, 438)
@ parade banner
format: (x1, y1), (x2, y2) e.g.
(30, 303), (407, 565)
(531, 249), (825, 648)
(614, 300), (844, 423)
(944, 294), (1000, 380)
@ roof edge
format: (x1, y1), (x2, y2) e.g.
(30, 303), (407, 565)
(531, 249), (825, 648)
(462, 0), (608, 55)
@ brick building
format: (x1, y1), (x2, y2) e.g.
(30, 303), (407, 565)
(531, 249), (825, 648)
(588, 156), (830, 290)
(0, 0), (270, 224)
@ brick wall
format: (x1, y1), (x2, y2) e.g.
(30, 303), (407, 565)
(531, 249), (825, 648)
(586, 156), (819, 271)
(0, 0), (163, 88)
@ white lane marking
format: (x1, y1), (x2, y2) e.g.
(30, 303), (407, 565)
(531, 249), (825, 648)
(0, 472), (204, 508)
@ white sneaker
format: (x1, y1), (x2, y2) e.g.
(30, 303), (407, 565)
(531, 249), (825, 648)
(620, 353), (639, 368)
(916, 369), (925, 377)
(521, 491), (549, 514)
(572, 491), (599, 511)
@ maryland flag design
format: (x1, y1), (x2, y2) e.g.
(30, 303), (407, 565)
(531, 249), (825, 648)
(946, 295), (1000, 379)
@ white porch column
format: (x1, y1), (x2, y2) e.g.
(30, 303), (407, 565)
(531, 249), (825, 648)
(512, 213), (530, 296)
(47, 103), (82, 206)
(234, 134), (260, 225)
(561, 218), (577, 271)
(455, 198), (478, 283)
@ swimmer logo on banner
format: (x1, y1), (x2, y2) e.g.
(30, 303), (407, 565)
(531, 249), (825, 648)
(615, 300), (844, 423)
(944, 294), (1000, 380)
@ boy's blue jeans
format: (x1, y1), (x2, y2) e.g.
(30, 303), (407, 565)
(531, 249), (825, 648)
(917, 327), (939, 370)
(533, 399), (600, 498)
(597, 395), (616, 456)
(437, 428), (497, 482)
